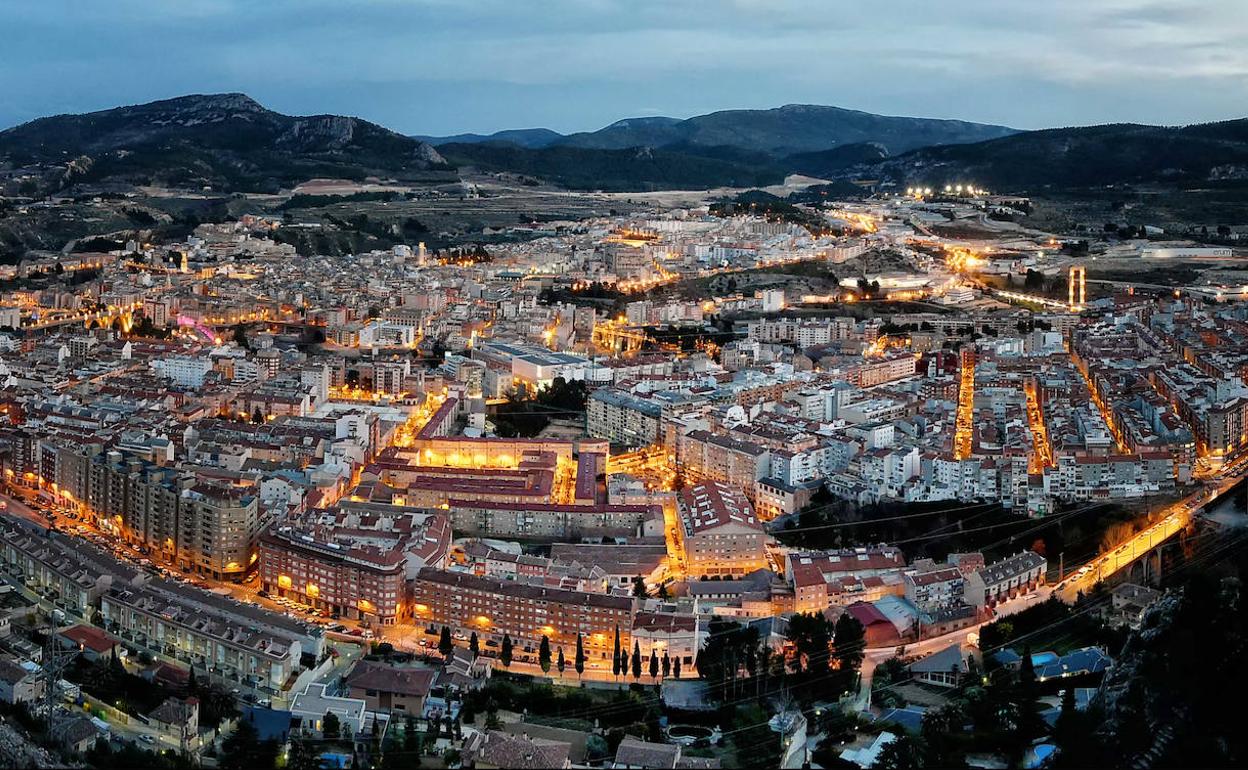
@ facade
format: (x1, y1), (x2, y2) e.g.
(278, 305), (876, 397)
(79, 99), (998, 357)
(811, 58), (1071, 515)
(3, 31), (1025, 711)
(587, 389), (662, 448)
(260, 506), (450, 625)
(410, 568), (635, 667)
(963, 551), (1046, 608)
(676, 482), (767, 578)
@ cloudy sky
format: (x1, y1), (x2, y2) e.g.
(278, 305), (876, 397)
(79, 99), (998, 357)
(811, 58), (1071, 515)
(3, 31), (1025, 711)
(2, 0), (1245, 135)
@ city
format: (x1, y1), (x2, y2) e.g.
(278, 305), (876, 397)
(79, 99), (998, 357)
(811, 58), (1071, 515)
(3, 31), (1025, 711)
(0, 3), (1246, 770)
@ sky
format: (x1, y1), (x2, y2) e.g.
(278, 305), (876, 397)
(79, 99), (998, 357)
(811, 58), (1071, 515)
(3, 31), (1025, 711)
(2, 0), (1246, 136)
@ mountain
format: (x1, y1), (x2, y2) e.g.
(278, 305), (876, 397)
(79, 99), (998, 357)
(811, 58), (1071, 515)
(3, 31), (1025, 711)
(437, 141), (784, 192)
(783, 141), (890, 178)
(415, 128), (563, 148)
(0, 93), (452, 193)
(556, 104), (1017, 156)
(841, 119), (1248, 189)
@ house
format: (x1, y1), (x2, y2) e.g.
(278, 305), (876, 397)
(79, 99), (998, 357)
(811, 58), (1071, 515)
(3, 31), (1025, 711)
(908, 643), (970, 687)
(0, 658), (43, 705)
(59, 717), (101, 755)
(963, 551), (1046, 608)
(841, 731), (898, 768)
(290, 683), (366, 739)
(501, 723), (592, 766)
(56, 625), (119, 661)
(475, 730), (571, 769)
(1035, 647), (1111, 682)
(613, 735), (722, 768)
(1108, 583), (1162, 629)
(149, 696), (199, 739)
(344, 660), (435, 714)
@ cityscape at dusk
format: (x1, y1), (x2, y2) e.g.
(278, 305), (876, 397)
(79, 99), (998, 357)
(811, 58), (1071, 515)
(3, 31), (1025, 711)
(0, 3), (1245, 769)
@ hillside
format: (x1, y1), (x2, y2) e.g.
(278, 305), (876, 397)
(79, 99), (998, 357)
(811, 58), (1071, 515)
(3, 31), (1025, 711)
(556, 104), (1017, 156)
(844, 119), (1248, 189)
(439, 141), (784, 191)
(415, 127), (563, 149)
(0, 93), (453, 194)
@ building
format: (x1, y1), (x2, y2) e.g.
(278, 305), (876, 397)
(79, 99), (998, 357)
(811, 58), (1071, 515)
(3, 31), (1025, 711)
(676, 482), (767, 578)
(963, 551), (1046, 608)
(0, 658), (43, 705)
(344, 660), (435, 715)
(99, 580), (317, 689)
(904, 566), (965, 613)
(474, 730), (572, 770)
(410, 568), (635, 668)
(260, 506), (450, 625)
(587, 389), (663, 448)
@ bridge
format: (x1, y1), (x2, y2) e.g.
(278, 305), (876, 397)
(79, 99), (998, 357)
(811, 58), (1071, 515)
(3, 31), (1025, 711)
(1054, 462), (1247, 601)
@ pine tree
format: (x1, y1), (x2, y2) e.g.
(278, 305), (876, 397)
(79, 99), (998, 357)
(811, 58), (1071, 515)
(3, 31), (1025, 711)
(438, 626), (453, 660)
(612, 625), (622, 678)
(631, 640), (643, 680)
(673, 656), (682, 679)
(557, 646), (566, 678)
(469, 631), (480, 660)
(662, 652), (671, 679)
(501, 634), (513, 668)
(649, 648), (659, 680)
(575, 633), (586, 679)
(539, 635), (552, 675)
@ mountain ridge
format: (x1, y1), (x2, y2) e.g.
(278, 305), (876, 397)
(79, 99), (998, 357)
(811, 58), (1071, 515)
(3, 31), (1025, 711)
(0, 93), (451, 194)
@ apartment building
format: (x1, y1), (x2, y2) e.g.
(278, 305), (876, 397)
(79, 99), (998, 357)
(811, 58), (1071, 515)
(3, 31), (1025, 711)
(410, 568), (635, 665)
(676, 482), (767, 578)
(675, 430), (770, 497)
(587, 389), (663, 448)
(260, 505), (451, 625)
(99, 579), (320, 690)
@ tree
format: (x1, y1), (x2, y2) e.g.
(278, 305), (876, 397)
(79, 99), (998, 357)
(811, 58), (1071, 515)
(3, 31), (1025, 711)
(403, 714), (420, 752)
(673, 657), (682, 679)
(286, 738), (321, 770)
(657, 582), (670, 600)
(662, 652), (671, 680)
(833, 612), (867, 696)
(557, 646), (566, 678)
(219, 719), (277, 770)
(438, 626), (453, 660)
(786, 612), (832, 676)
(632, 575), (648, 598)
(252, 407), (264, 424)
(575, 633), (586, 679)
(323, 710), (341, 742)
(469, 631), (480, 661)
(631, 641), (643, 681)
(872, 732), (926, 770)
(500, 634), (513, 668)
(539, 635), (552, 675)
(649, 648), (659, 681)
(612, 625), (622, 678)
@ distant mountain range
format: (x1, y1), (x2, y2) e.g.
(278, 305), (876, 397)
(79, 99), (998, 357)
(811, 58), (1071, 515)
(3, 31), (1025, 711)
(419, 103), (1017, 156)
(3, 94), (1245, 195)
(0, 93), (451, 194)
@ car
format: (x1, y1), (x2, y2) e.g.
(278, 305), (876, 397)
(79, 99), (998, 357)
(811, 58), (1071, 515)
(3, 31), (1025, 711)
(137, 734), (155, 745)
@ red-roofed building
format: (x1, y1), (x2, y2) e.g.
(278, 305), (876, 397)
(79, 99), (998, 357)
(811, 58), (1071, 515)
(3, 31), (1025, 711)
(844, 601), (903, 647)
(57, 625), (120, 661)
(676, 482), (767, 578)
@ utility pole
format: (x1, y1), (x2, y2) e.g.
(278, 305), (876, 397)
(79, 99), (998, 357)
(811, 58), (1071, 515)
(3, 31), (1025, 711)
(39, 627), (78, 740)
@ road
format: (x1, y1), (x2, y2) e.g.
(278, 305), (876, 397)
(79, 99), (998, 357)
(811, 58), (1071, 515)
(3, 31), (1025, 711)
(1054, 455), (1248, 601)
